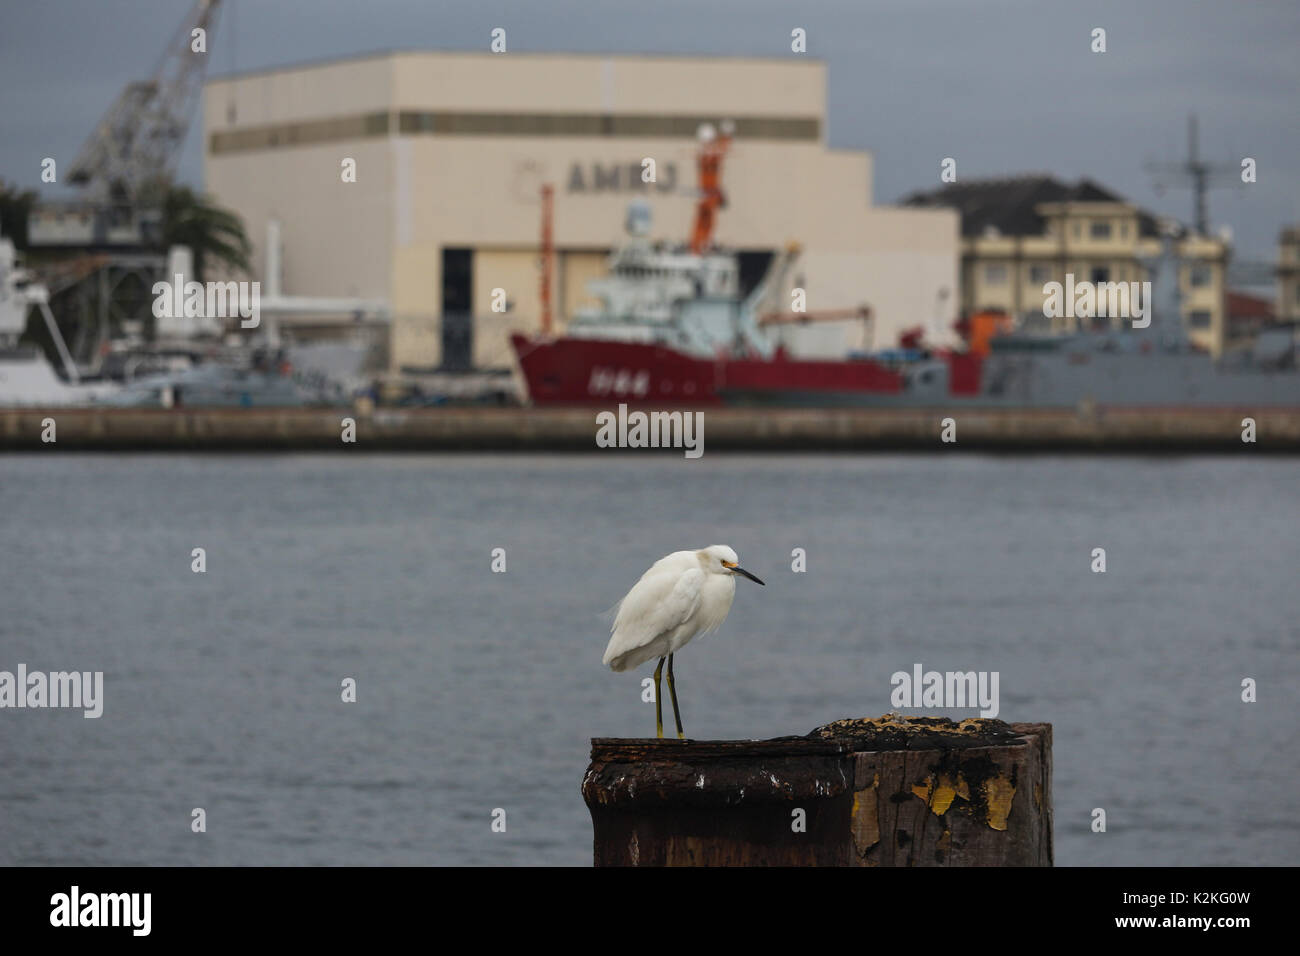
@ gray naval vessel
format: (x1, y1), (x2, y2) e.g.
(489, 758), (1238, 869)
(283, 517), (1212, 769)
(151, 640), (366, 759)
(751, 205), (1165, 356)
(722, 234), (1299, 409)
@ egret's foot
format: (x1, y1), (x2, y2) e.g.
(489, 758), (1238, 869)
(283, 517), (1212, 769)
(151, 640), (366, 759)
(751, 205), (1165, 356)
(676, 730), (685, 740)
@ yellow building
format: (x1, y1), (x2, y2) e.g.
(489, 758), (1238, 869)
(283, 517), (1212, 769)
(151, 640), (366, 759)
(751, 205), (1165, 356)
(203, 51), (959, 372)
(905, 177), (1230, 354)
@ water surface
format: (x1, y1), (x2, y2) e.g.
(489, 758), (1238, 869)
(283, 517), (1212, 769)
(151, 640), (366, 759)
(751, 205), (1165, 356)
(1, 453), (1296, 865)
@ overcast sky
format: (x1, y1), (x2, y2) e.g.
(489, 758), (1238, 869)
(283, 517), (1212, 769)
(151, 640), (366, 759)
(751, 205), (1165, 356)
(1, 0), (1296, 267)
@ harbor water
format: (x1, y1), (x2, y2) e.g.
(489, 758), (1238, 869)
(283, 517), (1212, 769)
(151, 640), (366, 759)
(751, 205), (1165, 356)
(1, 453), (1296, 865)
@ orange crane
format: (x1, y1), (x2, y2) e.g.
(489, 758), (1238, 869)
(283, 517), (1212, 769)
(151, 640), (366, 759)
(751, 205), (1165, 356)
(539, 184), (554, 335)
(689, 121), (733, 254)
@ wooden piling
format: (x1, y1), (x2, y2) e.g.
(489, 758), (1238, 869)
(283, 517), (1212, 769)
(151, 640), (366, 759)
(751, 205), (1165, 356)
(582, 715), (1053, 866)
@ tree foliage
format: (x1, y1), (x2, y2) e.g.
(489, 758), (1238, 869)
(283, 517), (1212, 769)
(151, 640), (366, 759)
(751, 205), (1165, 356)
(158, 185), (252, 282)
(0, 179), (37, 249)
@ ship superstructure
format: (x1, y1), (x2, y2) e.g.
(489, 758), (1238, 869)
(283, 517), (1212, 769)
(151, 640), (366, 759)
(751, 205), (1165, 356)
(513, 130), (1299, 410)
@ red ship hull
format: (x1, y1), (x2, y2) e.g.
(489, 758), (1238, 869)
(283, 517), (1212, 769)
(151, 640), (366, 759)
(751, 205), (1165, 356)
(510, 333), (904, 406)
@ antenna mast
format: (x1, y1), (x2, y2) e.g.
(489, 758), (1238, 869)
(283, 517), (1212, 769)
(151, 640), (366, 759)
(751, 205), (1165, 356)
(1145, 115), (1237, 237)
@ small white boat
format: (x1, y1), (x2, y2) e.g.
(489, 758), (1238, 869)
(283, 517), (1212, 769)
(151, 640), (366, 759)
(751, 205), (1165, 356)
(0, 346), (121, 406)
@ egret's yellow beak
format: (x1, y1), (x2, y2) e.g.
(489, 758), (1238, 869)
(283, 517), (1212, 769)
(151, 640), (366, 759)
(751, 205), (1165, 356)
(722, 561), (765, 586)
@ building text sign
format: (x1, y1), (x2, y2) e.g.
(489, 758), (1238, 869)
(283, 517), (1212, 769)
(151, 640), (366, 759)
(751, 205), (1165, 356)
(568, 162), (679, 194)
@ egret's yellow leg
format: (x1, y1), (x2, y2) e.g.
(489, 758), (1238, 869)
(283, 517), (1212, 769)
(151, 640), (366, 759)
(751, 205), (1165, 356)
(667, 653), (685, 739)
(653, 657), (665, 738)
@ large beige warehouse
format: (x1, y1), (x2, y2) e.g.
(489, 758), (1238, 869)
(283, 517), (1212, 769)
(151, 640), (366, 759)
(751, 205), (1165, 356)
(203, 51), (958, 371)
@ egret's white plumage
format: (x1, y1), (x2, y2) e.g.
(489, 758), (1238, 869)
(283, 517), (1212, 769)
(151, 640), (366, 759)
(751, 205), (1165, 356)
(602, 545), (764, 738)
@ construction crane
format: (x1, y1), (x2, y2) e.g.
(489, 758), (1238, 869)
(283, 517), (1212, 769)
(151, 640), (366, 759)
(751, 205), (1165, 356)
(17, 0), (224, 369)
(66, 0), (223, 206)
(28, 0), (222, 250)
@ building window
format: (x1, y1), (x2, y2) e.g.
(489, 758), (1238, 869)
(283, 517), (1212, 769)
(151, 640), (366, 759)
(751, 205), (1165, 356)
(1028, 265), (1050, 284)
(984, 264), (1008, 285)
(1188, 311), (1212, 329)
(1090, 221), (1112, 240)
(1091, 266), (1110, 283)
(1120, 223), (1129, 238)
(441, 248), (474, 315)
(1190, 264), (1212, 287)
(1072, 223), (1081, 239)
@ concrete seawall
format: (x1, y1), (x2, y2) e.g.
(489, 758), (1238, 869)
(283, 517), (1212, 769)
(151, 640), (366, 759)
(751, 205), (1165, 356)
(1, 406), (1296, 452)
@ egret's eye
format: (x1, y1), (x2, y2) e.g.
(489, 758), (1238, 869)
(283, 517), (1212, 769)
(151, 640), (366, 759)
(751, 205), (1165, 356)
(721, 560), (736, 569)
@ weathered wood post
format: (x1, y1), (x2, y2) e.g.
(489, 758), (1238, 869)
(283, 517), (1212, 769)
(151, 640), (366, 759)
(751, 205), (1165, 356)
(582, 715), (1052, 866)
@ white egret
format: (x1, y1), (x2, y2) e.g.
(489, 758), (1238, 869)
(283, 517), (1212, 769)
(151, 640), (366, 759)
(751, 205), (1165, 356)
(602, 545), (765, 739)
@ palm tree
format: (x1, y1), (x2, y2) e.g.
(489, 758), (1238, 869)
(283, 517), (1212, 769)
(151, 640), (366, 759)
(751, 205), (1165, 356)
(157, 185), (252, 282)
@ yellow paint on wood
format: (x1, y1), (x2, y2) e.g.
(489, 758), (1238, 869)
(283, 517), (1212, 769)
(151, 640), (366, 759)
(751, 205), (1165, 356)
(983, 776), (1016, 831)
(850, 786), (880, 856)
(911, 772), (960, 816)
(930, 775), (959, 816)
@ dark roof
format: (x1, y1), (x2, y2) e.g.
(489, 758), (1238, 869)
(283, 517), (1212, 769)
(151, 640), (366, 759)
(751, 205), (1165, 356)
(902, 175), (1161, 239)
